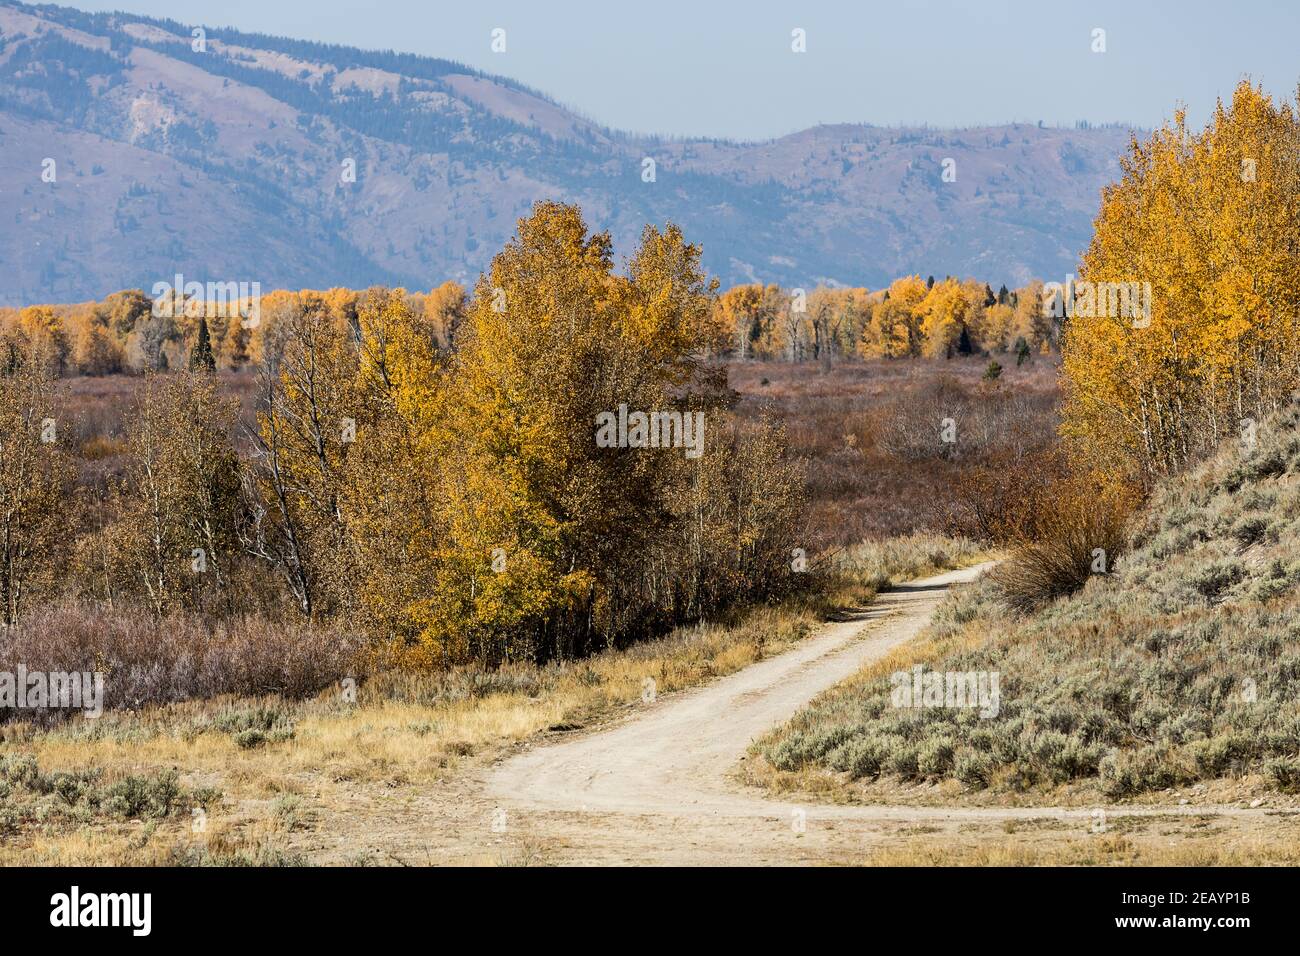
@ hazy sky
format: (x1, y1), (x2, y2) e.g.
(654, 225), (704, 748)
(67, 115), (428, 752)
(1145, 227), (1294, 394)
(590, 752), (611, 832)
(66, 0), (1300, 140)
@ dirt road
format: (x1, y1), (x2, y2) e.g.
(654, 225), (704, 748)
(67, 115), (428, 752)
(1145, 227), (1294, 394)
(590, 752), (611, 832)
(473, 561), (1293, 865)
(488, 563), (992, 819)
(482, 561), (1027, 863)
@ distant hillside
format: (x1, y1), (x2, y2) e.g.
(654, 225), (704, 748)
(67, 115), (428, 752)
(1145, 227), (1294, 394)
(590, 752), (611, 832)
(0, 0), (1137, 306)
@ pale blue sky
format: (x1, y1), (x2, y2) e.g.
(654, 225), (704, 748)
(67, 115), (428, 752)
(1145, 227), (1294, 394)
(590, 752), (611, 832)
(66, 0), (1300, 140)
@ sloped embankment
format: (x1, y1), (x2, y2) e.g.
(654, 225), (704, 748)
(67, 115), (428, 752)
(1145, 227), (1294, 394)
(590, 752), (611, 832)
(759, 404), (1300, 799)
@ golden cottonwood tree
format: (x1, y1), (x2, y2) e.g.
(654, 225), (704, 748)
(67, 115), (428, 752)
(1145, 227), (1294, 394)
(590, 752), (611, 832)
(982, 302), (1016, 352)
(422, 280), (467, 350)
(917, 279), (971, 358)
(1008, 280), (1051, 350)
(717, 284), (782, 359)
(864, 275), (928, 358)
(73, 318), (124, 375)
(19, 306), (70, 376)
(426, 204), (700, 662)
(339, 202), (804, 665)
(248, 293), (363, 618)
(341, 288), (448, 637)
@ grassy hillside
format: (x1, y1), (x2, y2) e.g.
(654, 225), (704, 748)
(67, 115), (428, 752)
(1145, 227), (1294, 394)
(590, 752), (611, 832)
(754, 400), (1300, 803)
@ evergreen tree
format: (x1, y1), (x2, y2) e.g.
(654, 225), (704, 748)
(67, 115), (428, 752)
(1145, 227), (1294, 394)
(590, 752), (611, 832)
(957, 323), (974, 355)
(188, 317), (216, 372)
(1014, 336), (1031, 366)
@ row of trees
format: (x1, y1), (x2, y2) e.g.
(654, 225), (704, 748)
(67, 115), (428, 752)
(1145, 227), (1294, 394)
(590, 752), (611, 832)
(717, 276), (1057, 363)
(0, 282), (469, 377)
(1, 203), (807, 665)
(0, 341), (72, 626)
(3, 273), (1059, 379)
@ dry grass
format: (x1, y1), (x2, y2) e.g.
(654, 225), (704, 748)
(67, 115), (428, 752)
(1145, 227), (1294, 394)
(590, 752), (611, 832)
(0, 601), (361, 725)
(992, 472), (1139, 610)
(860, 831), (1300, 866)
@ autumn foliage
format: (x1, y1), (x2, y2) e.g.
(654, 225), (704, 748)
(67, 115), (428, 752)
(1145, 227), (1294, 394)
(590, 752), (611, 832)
(311, 204), (809, 665)
(5, 203), (807, 669)
(713, 274), (1050, 365)
(1063, 81), (1300, 483)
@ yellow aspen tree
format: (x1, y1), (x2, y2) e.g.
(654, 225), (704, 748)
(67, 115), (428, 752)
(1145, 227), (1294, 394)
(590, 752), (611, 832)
(1063, 81), (1300, 482)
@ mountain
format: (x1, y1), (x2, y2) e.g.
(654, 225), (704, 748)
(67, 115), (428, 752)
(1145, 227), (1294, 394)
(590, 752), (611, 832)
(0, 0), (1138, 306)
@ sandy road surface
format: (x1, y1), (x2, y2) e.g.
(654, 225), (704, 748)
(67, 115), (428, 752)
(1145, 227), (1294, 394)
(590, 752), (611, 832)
(488, 564), (995, 820)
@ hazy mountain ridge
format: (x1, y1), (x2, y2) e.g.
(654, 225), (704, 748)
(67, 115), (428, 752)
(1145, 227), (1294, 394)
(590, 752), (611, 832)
(0, 0), (1137, 305)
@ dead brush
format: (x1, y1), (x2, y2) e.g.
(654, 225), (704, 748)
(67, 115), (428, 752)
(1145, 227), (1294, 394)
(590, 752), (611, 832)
(993, 472), (1138, 611)
(0, 599), (362, 723)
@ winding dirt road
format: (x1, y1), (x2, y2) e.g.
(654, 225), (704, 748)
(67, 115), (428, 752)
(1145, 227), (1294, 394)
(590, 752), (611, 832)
(473, 561), (1287, 864)
(482, 562), (1031, 863)
(489, 564), (993, 819)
